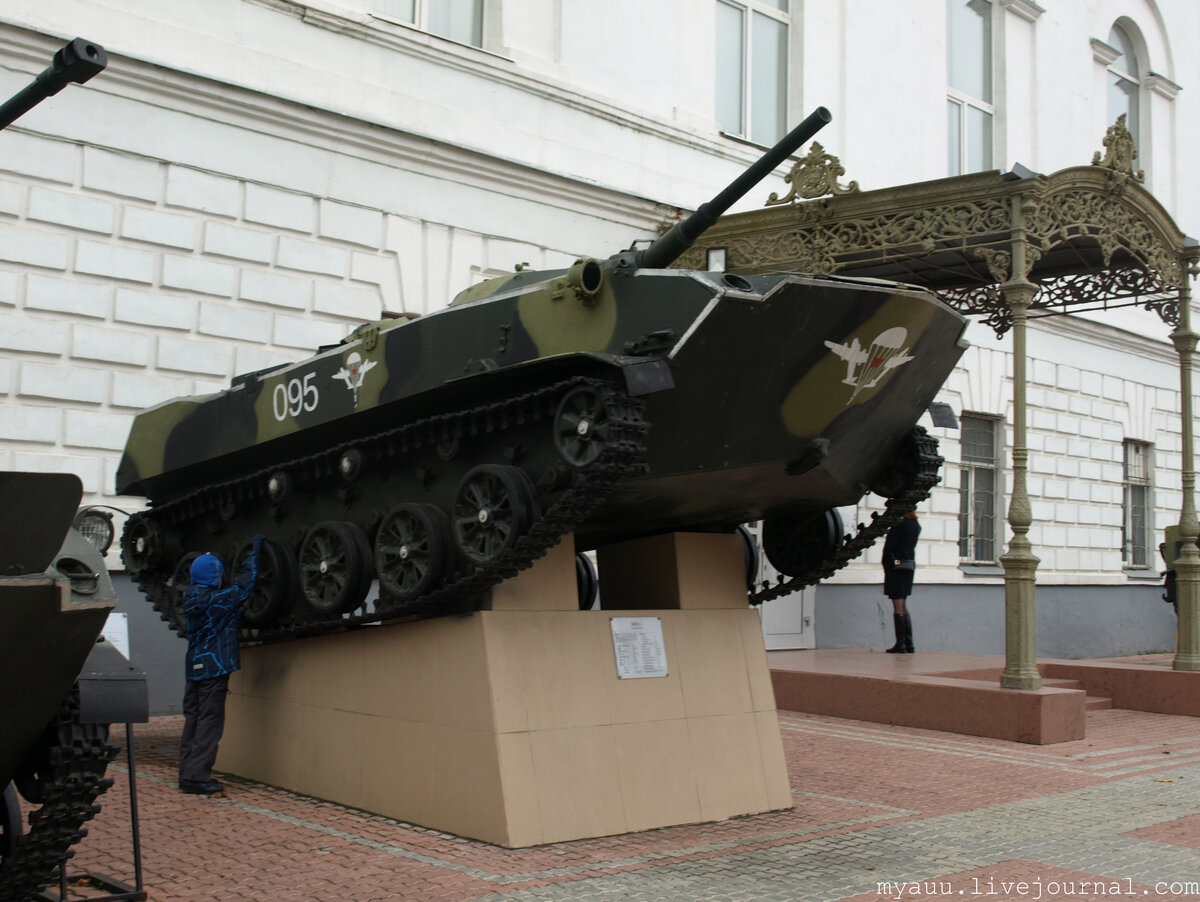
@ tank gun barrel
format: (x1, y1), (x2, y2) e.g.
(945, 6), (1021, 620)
(0, 37), (107, 131)
(636, 106), (832, 270)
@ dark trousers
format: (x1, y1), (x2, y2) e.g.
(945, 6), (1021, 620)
(179, 674), (230, 783)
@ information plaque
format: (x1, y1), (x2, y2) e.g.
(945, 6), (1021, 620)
(610, 616), (669, 679)
(102, 611), (130, 659)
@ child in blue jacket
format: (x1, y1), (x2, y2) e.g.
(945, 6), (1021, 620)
(177, 535), (263, 795)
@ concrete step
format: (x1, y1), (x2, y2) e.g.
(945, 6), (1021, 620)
(1042, 678), (1113, 710)
(1042, 678), (1085, 690)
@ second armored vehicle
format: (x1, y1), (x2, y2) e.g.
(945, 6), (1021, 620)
(1, 39), (124, 901)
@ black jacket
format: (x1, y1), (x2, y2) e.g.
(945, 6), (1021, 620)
(882, 517), (920, 598)
(883, 517), (920, 563)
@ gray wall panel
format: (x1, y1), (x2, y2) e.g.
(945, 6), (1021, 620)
(113, 575), (187, 716)
(815, 583), (1177, 659)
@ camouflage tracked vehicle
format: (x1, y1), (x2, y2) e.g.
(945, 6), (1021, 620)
(0, 40), (125, 901)
(117, 107), (969, 641)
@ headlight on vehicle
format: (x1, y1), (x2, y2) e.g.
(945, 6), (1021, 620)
(73, 506), (115, 556)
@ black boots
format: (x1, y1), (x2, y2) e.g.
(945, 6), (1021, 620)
(179, 778), (223, 795)
(886, 613), (914, 654)
(886, 614), (904, 653)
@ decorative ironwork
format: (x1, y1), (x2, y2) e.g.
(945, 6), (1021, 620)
(1031, 186), (1184, 290)
(978, 248), (1012, 284)
(940, 263), (1177, 335)
(700, 198), (1014, 275)
(765, 142), (860, 206)
(822, 200), (1010, 253)
(674, 119), (1191, 337)
(1038, 268), (1178, 324)
(940, 283), (1010, 333)
(1091, 114), (1145, 182)
(713, 229), (837, 274)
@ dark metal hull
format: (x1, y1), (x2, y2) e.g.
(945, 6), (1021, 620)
(579, 276), (967, 545)
(0, 474), (119, 899)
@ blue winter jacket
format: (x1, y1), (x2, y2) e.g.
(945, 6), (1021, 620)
(183, 537), (262, 681)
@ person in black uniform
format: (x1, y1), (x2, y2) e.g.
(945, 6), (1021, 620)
(882, 511), (920, 654)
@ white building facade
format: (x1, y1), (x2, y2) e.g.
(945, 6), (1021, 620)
(0, 0), (1196, 670)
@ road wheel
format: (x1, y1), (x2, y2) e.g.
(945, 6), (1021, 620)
(376, 503), (449, 602)
(298, 521), (371, 615)
(452, 465), (536, 567)
(762, 507), (844, 578)
(236, 537), (298, 628)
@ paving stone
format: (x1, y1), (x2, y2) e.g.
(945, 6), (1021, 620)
(64, 706), (1200, 902)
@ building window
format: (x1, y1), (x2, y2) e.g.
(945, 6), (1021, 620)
(715, 0), (789, 146)
(1106, 24), (1141, 147)
(1123, 440), (1152, 569)
(946, 0), (993, 175)
(958, 415), (1000, 562)
(373, 0), (483, 46)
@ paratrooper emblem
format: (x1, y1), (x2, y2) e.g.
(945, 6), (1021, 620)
(333, 351), (377, 406)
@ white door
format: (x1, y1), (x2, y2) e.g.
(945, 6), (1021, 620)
(758, 585), (815, 650)
(743, 523), (816, 650)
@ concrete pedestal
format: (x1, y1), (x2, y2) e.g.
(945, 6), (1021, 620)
(219, 533), (792, 847)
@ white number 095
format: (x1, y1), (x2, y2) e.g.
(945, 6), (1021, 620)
(272, 373), (319, 421)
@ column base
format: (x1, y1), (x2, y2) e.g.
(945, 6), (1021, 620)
(999, 542), (1041, 691)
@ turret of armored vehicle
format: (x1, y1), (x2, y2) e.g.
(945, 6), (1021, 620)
(117, 107), (969, 641)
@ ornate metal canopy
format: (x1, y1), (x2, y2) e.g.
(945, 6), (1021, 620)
(677, 117), (1198, 337)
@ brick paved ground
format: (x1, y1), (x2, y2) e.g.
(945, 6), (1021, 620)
(52, 707), (1200, 902)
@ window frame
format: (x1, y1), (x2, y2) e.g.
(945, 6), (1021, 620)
(946, 0), (996, 176)
(1122, 439), (1153, 570)
(715, 0), (790, 147)
(370, 0), (485, 48)
(1104, 23), (1142, 150)
(958, 414), (1002, 564)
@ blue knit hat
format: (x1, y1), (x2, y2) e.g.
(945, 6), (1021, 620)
(190, 553), (224, 588)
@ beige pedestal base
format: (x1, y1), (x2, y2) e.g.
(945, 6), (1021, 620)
(220, 534), (792, 847)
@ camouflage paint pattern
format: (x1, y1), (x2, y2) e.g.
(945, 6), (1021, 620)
(118, 259), (967, 550)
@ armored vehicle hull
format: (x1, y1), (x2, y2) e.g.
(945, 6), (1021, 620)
(117, 264), (966, 639)
(1, 473), (119, 900)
